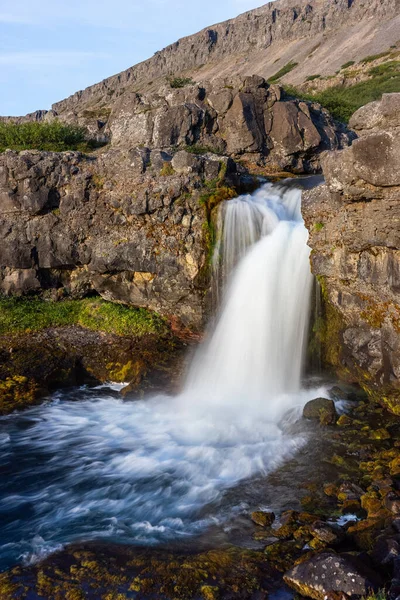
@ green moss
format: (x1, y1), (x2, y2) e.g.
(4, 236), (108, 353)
(268, 61), (298, 83)
(312, 276), (346, 373)
(0, 121), (102, 153)
(0, 297), (167, 338)
(0, 376), (40, 415)
(305, 74), (321, 82)
(314, 222), (324, 232)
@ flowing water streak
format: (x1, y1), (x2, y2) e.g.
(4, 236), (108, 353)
(0, 182), (322, 570)
(186, 183), (313, 407)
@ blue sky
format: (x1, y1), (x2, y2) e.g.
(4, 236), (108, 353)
(0, 0), (268, 116)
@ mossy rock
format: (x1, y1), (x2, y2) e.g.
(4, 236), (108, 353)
(251, 510), (275, 527)
(303, 398), (337, 425)
(0, 375), (41, 415)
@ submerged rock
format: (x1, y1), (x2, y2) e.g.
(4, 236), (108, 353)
(303, 398), (338, 425)
(283, 552), (381, 600)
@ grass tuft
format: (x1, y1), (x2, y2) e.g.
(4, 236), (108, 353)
(268, 61), (298, 83)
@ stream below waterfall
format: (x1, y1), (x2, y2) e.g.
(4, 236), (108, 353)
(0, 181), (344, 572)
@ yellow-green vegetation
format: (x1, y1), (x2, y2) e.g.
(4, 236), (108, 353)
(160, 161), (175, 176)
(0, 297), (167, 337)
(199, 165), (236, 266)
(305, 74), (321, 82)
(313, 276), (347, 374)
(0, 376), (40, 415)
(314, 222), (324, 232)
(284, 56), (400, 122)
(362, 592), (388, 600)
(269, 61), (298, 83)
(0, 121), (102, 153)
(0, 546), (272, 600)
(361, 51), (392, 64)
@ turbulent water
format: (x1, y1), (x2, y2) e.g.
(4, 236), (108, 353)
(0, 183), (324, 570)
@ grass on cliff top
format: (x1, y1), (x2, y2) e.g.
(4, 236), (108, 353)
(268, 61), (298, 83)
(0, 297), (167, 337)
(284, 60), (400, 123)
(0, 121), (100, 153)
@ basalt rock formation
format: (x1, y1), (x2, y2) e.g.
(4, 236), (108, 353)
(0, 147), (229, 330)
(303, 92), (400, 413)
(105, 77), (350, 170)
(0, 77), (351, 332)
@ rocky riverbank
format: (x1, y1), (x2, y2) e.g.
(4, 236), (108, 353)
(3, 388), (400, 599)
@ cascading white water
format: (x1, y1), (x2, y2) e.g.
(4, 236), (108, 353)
(0, 182), (327, 570)
(185, 183), (313, 407)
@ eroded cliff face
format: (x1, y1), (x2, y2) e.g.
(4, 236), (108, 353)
(303, 93), (400, 412)
(0, 77), (351, 332)
(0, 147), (230, 330)
(105, 77), (350, 172)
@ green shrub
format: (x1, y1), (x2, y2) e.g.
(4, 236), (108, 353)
(283, 63), (400, 123)
(0, 121), (100, 153)
(168, 77), (194, 89)
(0, 297), (167, 337)
(341, 61), (355, 69)
(268, 61), (298, 83)
(306, 74), (321, 82)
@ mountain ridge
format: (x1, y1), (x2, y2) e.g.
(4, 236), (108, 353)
(49, 0), (400, 117)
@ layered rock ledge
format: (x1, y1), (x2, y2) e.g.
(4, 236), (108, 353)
(303, 93), (400, 412)
(0, 77), (351, 331)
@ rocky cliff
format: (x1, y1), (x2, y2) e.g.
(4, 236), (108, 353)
(303, 93), (400, 412)
(0, 76), (350, 330)
(3, 0), (398, 128)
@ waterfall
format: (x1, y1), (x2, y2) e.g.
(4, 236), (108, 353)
(185, 183), (313, 408)
(0, 182), (325, 569)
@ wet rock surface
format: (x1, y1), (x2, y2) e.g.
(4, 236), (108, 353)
(303, 397), (338, 425)
(303, 93), (400, 413)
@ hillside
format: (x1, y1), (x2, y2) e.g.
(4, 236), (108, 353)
(1, 0), (399, 131)
(48, 0), (400, 118)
